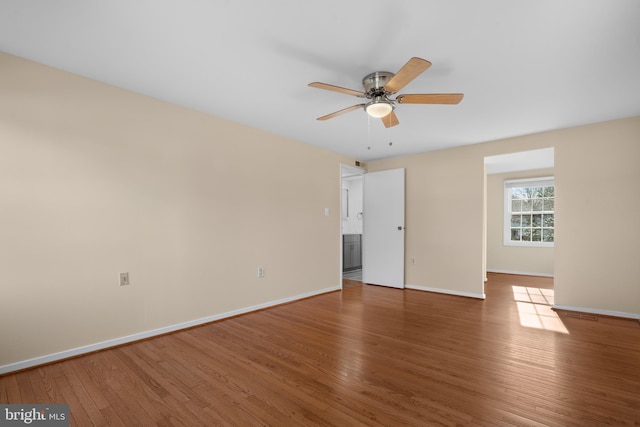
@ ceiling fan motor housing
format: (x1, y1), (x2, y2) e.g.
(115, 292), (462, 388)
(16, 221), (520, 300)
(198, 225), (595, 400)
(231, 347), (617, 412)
(362, 71), (394, 97)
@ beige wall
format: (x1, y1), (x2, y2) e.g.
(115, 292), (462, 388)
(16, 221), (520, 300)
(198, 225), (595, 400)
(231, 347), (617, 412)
(0, 53), (353, 367)
(486, 169), (554, 276)
(368, 146), (486, 296)
(369, 116), (640, 317)
(553, 119), (640, 315)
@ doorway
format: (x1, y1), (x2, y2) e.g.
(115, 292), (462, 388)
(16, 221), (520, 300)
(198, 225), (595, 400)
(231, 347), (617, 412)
(340, 165), (406, 289)
(483, 148), (555, 297)
(341, 164), (365, 287)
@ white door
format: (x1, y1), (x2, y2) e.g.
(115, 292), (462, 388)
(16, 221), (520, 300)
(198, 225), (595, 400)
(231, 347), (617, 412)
(362, 168), (405, 288)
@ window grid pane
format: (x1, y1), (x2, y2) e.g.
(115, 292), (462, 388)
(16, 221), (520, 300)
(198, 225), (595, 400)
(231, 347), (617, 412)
(512, 200), (522, 212)
(532, 228), (541, 241)
(511, 215), (521, 227)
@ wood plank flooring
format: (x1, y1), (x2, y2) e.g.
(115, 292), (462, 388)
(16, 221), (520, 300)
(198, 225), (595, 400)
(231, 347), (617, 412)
(2, 273), (640, 426)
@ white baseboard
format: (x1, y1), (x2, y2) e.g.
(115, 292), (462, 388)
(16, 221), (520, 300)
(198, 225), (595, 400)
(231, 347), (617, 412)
(405, 284), (486, 300)
(487, 269), (554, 278)
(0, 285), (341, 375)
(552, 304), (639, 320)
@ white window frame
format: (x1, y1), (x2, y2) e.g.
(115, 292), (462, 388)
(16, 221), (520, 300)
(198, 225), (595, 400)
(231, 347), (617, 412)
(504, 176), (554, 247)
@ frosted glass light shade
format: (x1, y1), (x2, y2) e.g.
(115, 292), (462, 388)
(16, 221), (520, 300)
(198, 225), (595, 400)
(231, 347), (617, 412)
(365, 100), (393, 118)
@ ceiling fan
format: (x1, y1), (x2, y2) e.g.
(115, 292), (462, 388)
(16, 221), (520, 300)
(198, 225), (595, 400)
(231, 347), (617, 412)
(309, 57), (463, 128)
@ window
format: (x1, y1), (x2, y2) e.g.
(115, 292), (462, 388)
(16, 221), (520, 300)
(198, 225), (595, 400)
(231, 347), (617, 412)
(504, 177), (554, 247)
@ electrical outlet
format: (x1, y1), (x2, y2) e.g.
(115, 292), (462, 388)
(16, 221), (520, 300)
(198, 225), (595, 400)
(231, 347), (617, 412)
(257, 266), (264, 278)
(120, 272), (130, 286)
(411, 257), (415, 264)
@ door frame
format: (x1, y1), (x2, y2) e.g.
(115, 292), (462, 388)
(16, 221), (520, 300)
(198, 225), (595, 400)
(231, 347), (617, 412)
(340, 164), (366, 289)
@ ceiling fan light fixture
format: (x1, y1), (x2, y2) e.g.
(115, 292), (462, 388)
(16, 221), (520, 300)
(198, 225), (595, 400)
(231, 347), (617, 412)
(365, 97), (394, 118)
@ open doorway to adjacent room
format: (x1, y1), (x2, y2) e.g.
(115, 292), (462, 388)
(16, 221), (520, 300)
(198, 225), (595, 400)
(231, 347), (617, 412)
(341, 164), (365, 287)
(484, 148), (556, 321)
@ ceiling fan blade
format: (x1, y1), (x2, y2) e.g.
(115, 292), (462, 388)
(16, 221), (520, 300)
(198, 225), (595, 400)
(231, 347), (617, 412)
(384, 57), (432, 94)
(316, 104), (366, 121)
(396, 93), (464, 104)
(381, 111), (399, 128)
(309, 82), (366, 98)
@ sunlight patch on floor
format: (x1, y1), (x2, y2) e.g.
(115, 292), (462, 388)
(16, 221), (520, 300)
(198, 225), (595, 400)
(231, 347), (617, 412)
(512, 285), (554, 305)
(512, 286), (568, 334)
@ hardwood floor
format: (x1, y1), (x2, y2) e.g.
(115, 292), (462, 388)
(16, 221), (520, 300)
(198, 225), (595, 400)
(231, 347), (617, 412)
(2, 273), (640, 426)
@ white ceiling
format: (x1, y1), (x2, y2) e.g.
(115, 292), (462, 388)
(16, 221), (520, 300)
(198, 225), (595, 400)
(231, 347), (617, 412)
(1, 1), (639, 162)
